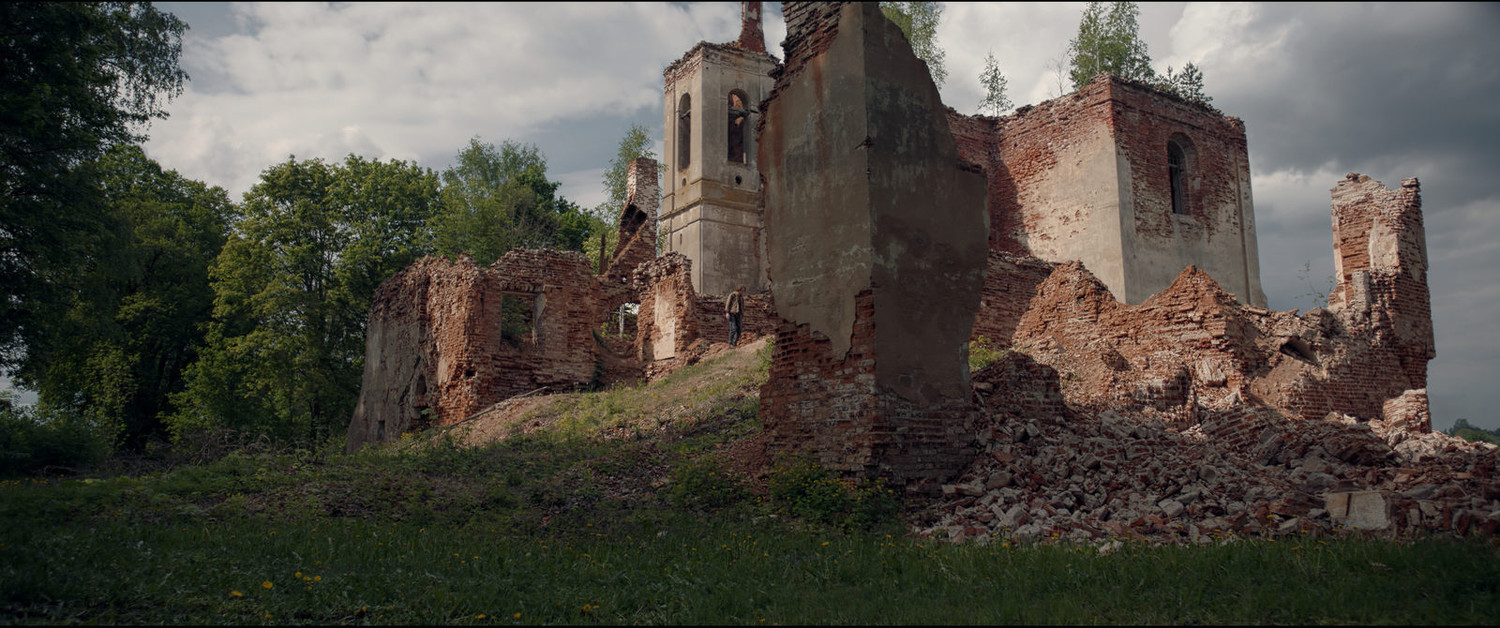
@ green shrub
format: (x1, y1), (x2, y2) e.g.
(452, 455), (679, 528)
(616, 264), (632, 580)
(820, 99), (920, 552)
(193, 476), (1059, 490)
(0, 403), (109, 477)
(767, 458), (900, 530)
(968, 335), (1008, 373)
(667, 456), (749, 511)
(753, 335), (775, 386)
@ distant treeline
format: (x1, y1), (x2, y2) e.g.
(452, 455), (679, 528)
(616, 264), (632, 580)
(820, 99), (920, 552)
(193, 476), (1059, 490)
(1445, 419), (1500, 446)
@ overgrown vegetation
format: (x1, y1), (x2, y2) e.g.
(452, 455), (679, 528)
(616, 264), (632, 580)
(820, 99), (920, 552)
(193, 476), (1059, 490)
(767, 457), (903, 532)
(1446, 418), (1500, 446)
(968, 335), (1009, 373)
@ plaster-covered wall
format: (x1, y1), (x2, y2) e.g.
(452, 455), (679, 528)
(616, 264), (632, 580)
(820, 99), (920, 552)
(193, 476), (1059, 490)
(661, 42), (777, 296)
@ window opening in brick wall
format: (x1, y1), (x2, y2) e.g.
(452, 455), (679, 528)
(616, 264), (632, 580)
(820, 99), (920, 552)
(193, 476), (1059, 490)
(615, 302), (639, 339)
(677, 93), (692, 170)
(501, 292), (541, 345)
(1168, 134), (1194, 215)
(728, 90), (750, 163)
(620, 204), (646, 239)
(1279, 337), (1318, 365)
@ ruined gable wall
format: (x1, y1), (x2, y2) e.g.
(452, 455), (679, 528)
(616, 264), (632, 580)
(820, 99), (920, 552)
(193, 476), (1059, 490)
(1104, 78), (1265, 306)
(486, 249), (603, 397)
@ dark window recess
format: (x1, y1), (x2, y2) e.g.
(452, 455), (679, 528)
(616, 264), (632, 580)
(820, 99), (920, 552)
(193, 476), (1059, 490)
(728, 91), (749, 163)
(501, 293), (538, 344)
(1279, 337), (1318, 365)
(620, 204), (646, 239)
(1168, 136), (1190, 215)
(677, 93), (692, 169)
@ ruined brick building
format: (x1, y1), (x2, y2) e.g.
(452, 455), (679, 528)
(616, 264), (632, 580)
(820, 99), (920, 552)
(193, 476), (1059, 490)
(344, 3), (1493, 541)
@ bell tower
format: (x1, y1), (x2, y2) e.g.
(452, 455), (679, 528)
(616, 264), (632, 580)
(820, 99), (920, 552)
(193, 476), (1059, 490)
(660, 2), (778, 296)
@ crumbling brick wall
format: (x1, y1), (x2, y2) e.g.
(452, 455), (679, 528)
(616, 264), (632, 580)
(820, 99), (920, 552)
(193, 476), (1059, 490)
(947, 75), (1264, 307)
(1329, 174), (1433, 386)
(1005, 173), (1434, 430)
(346, 250), (604, 452)
(633, 253), (699, 363)
(970, 250), (1056, 348)
(633, 252), (775, 379)
(600, 158), (660, 316)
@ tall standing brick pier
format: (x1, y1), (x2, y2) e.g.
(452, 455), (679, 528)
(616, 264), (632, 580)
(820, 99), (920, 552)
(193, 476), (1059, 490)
(756, 2), (989, 490)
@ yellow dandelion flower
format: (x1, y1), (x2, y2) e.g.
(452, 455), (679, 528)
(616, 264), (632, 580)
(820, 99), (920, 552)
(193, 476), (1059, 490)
(514, 612), (522, 619)
(230, 590), (244, 598)
(294, 571), (302, 579)
(477, 614), (486, 619)
(262, 581), (273, 590)
(313, 575), (322, 582)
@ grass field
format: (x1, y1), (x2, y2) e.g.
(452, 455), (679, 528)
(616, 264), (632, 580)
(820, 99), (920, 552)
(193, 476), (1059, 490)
(3, 345), (1498, 624)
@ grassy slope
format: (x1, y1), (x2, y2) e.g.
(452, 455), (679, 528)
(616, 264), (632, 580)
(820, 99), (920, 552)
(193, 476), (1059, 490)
(3, 339), (1499, 624)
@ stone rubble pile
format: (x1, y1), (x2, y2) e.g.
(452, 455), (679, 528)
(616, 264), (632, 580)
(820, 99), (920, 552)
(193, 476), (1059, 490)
(915, 353), (1500, 545)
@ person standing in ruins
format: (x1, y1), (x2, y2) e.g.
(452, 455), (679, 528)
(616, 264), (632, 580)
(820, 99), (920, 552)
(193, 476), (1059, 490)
(724, 285), (746, 346)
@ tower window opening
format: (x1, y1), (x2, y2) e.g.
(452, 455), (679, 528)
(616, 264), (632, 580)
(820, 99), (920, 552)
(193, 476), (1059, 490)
(677, 93), (692, 169)
(728, 90), (750, 163)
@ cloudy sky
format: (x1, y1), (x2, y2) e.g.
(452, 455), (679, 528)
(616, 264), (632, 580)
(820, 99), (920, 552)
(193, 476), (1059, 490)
(129, 2), (1500, 430)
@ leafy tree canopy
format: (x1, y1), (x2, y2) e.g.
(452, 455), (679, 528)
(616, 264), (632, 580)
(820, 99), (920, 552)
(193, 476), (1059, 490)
(0, 2), (189, 371)
(171, 155), (440, 445)
(1153, 61), (1213, 107)
(432, 138), (590, 266)
(880, 2), (947, 89)
(15, 144), (232, 451)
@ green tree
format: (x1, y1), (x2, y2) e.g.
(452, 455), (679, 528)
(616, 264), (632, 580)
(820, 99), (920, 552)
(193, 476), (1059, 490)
(431, 138), (590, 266)
(880, 2), (947, 89)
(587, 124), (658, 270)
(977, 49), (1013, 117)
(170, 156), (440, 445)
(1066, 1), (1154, 89)
(0, 2), (188, 371)
(595, 124), (657, 220)
(1154, 61), (1212, 106)
(14, 145), (233, 450)
(1446, 419), (1500, 445)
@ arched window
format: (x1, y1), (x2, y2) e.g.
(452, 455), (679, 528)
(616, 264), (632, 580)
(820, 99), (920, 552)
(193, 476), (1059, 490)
(727, 90), (750, 163)
(677, 93), (692, 169)
(1167, 134), (1193, 215)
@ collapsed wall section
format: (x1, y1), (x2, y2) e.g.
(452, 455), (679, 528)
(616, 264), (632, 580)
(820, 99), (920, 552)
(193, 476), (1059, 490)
(633, 252), (775, 379)
(346, 251), (602, 452)
(1005, 174), (1435, 430)
(1329, 174), (1433, 387)
(758, 2), (988, 488)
